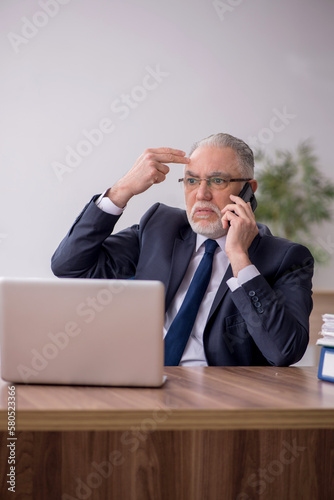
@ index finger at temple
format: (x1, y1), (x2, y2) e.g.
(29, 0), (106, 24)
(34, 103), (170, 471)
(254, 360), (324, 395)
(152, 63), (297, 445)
(152, 154), (190, 164)
(147, 147), (186, 155)
(147, 147), (190, 162)
(165, 153), (190, 164)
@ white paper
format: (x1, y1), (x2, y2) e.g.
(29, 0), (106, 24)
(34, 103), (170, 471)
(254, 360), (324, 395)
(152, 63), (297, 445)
(322, 350), (334, 379)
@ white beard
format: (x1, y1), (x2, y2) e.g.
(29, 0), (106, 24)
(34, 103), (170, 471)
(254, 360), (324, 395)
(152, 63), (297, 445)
(186, 201), (227, 238)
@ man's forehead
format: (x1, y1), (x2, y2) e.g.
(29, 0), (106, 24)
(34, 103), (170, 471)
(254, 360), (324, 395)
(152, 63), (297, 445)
(185, 168), (231, 178)
(190, 145), (237, 160)
(186, 146), (240, 175)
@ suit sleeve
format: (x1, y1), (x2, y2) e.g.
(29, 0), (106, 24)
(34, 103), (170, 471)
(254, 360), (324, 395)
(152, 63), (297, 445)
(51, 196), (159, 279)
(229, 243), (314, 366)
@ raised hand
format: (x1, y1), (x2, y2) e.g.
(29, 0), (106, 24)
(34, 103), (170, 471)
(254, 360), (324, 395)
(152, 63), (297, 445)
(107, 147), (189, 207)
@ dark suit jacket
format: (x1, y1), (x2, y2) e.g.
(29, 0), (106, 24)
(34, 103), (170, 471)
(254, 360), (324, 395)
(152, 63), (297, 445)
(51, 197), (314, 367)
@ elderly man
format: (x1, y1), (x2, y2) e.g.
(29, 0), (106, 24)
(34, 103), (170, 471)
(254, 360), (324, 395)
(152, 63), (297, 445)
(51, 133), (313, 367)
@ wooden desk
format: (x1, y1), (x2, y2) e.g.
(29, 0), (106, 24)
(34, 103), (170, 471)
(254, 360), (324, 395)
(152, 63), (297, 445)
(1, 366), (334, 499)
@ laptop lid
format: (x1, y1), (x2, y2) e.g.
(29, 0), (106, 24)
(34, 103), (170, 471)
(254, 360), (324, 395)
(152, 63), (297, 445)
(0, 277), (165, 387)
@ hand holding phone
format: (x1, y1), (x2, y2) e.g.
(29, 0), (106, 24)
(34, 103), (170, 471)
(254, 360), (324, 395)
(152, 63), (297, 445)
(227, 182), (257, 226)
(237, 182), (257, 212)
(224, 182), (259, 275)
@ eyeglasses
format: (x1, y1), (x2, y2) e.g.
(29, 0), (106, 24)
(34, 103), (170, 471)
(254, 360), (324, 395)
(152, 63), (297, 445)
(178, 177), (252, 191)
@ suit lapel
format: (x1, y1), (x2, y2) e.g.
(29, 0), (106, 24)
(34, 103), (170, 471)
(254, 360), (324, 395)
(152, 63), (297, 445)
(165, 228), (196, 310)
(207, 264), (232, 321)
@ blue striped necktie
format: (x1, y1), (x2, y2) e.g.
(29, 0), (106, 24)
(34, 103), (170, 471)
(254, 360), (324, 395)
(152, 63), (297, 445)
(164, 239), (219, 366)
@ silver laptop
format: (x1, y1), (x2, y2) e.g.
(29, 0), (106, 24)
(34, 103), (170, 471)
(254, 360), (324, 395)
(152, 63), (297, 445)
(0, 277), (165, 387)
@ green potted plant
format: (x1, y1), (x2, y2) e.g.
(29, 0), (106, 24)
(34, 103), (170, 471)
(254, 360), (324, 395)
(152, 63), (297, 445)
(254, 141), (334, 263)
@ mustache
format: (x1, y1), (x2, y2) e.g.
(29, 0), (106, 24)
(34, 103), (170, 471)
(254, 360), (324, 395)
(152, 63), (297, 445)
(190, 202), (221, 218)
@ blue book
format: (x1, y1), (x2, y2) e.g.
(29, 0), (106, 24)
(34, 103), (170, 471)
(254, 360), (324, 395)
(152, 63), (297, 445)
(318, 346), (334, 383)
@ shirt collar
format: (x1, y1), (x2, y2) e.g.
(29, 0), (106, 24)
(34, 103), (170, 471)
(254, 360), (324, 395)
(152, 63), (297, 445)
(195, 233), (226, 253)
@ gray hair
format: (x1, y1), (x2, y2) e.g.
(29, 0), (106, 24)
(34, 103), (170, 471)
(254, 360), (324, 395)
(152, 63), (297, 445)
(189, 133), (254, 178)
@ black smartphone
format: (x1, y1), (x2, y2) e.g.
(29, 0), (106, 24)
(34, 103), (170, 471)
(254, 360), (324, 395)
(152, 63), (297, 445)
(237, 182), (257, 212)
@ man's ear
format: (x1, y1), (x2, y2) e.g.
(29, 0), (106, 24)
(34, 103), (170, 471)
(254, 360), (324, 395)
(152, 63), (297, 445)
(249, 179), (258, 193)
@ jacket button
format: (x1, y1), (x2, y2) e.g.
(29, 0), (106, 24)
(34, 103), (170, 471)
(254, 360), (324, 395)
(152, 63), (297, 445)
(254, 301), (262, 308)
(249, 291), (256, 297)
(258, 307), (264, 313)
(251, 296), (258, 302)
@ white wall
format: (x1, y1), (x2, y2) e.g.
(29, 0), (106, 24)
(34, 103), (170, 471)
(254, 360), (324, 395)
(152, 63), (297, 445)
(1, 0), (333, 290)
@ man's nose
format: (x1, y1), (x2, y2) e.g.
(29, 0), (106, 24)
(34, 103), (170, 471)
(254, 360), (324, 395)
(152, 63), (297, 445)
(196, 180), (212, 201)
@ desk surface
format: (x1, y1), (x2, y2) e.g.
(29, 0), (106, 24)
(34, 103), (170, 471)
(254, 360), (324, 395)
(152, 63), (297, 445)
(1, 366), (334, 431)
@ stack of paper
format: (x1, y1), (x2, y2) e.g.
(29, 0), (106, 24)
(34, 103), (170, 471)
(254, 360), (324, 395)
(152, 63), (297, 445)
(316, 314), (334, 347)
(317, 314), (334, 382)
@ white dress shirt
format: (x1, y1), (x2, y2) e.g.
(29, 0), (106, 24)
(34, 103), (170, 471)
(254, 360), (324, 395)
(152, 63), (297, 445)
(96, 195), (260, 365)
(164, 234), (229, 366)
